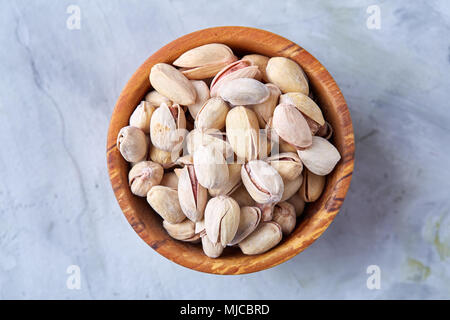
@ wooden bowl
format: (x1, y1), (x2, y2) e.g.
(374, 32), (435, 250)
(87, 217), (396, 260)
(107, 26), (354, 275)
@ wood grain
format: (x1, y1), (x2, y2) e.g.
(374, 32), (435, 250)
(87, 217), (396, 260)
(106, 26), (355, 275)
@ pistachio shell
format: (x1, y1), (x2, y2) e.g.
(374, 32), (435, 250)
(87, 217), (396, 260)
(195, 97), (230, 131)
(238, 221), (282, 255)
(177, 165), (207, 222)
(280, 92), (324, 126)
(317, 121), (333, 140)
(280, 174), (303, 202)
(230, 184), (256, 207)
(297, 136), (341, 176)
(163, 219), (200, 242)
(147, 186), (185, 224)
(129, 101), (156, 133)
(160, 171), (179, 189)
(242, 54), (270, 82)
(299, 169), (326, 202)
(278, 137), (298, 153)
(204, 196), (240, 246)
(272, 202), (296, 235)
(219, 78), (270, 105)
(229, 206), (262, 245)
(266, 57), (309, 95)
(256, 203), (275, 221)
(148, 146), (179, 169)
(145, 90), (172, 107)
(272, 103), (312, 149)
(150, 103), (187, 152)
(266, 152), (303, 181)
(241, 160), (284, 204)
(287, 193), (306, 217)
(117, 126), (148, 162)
(175, 154), (194, 166)
(187, 80), (210, 119)
(193, 145), (229, 189)
(208, 163), (242, 197)
(250, 84), (281, 128)
(173, 43), (236, 68)
(201, 234), (225, 258)
(186, 129), (234, 159)
(128, 161), (164, 197)
(149, 63), (197, 105)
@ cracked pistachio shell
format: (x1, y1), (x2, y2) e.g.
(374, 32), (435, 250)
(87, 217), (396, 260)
(129, 101), (156, 134)
(150, 103), (187, 152)
(175, 154), (194, 166)
(117, 126), (148, 162)
(242, 54), (270, 82)
(210, 60), (261, 97)
(229, 206), (262, 246)
(145, 90), (172, 107)
(226, 106), (260, 161)
(193, 145), (229, 189)
(267, 152), (303, 181)
(256, 203), (275, 222)
(287, 193), (305, 217)
(272, 202), (296, 235)
(239, 221), (282, 255)
(201, 234), (225, 258)
(204, 196), (240, 246)
(187, 80), (210, 119)
(149, 63), (197, 105)
(317, 121), (333, 140)
(147, 186), (185, 224)
(128, 161), (164, 197)
(160, 171), (179, 189)
(297, 136), (341, 176)
(163, 219), (200, 242)
(299, 169), (326, 202)
(219, 78), (270, 106)
(251, 83), (281, 128)
(186, 129), (233, 159)
(178, 165), (207, 222)
(266, 57), (309, 95)
(230, 184), (255, 207)
(195, 97), (230, 131)
(241, 160), (284, 204)
(149, 146), (179, 169)
(281, 174), (303, 202)
(272, 103), (312, 149)
(208, 163), (242, 197)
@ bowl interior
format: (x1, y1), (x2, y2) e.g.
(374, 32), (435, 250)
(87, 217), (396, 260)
(107, 26), (354, 275)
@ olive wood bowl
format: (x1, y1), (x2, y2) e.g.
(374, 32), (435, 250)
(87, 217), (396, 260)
(106, 26), (354, 275)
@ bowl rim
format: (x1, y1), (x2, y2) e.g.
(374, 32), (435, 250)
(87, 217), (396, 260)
(106, 26), (355, 275)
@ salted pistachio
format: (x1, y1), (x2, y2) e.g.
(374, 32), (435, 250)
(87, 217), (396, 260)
(173, 43), (237, 80)
(160, 171), (179, 189)
(177, 165), (207, 222)
(147, 186), (185, 224)
(230, 184), (256, 207)
(129, 101), (156, 134)
(201, 234), (225, 258)
(149, 146), (179, 169)
(266, 57), (309, 95)
(281, 174), (303, 202)
(117, 126), (148, 162)
(149, 63), (197, 105)
(186, 129), (234, 159)
(250, 84), (281, 128)
(193, 145), (229, 189)
(163, 219), (201, 242)
(242, 54), (270, 82)
(256, 203), (275, 222)
(287, 193), (306, 217)
(219, 78), (270, 106)
(187, 80), (210, 119)
(280, 92), (325, 134)
(150, 103), (187, 152)
(145, 90), (172, 107)
(229, 206), (261, 246)
(297, 136), (341, 176)
(317, 121), (333, 140)
(204, 196), (240, 246)
(210, 60), (261, 97)
(241, 160), (284, 204)
(226, 106), (260, 161)
(299, 169), (325, 202)
(128, 161), (164, 197)
(267, 152), (303, 181)
(272, 202), (296, 235)
(208, 163), (242, 197)
(238, 221), (282, 255)
(195, 97), (230, 131)
(272, 103), (312, 149)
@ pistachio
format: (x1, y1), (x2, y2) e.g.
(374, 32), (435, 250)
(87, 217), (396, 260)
(317, 121), (333, 140)
(193, 145), (229, 189)
(219, 78), (270, 106)
(177, 165), (207, 222)
(266, 57), (309, 95)
(278, 137), (298, 153)
(208, 163), (242, 197)
(251, 84), (281, 128)
(149, 63), (197, 105)
(175, 154), (194, 166)
(147, 186), (185, 224)
(287, 193), (306, 217)
(187, 80), (210, 119)
(204, 196), (240, 246)
(297, 136), (341, 176)
(255, 203), (275, 221)
(281, 174), (303, 202)
(150, 103), (187, 152)
(201, 234), (225, 258)
(160, 171), (179, 189)
(266, 152), (303, 181)
(272, 103), (312, 149)
(299, 169), (325, 202)
(163, 219), (200, 242)
(128, 161), (164, 197)
(230, 184), (256, 207)
(239, 221), (282, 255)
(149, 146), (179, 169)
(226, 106), (260, 161)
(145, 90), (172, 107)
(241, 160), (284, 204)
(129, 101), (155, 134)
(242, 54), (270, 82)
(117, 126), (148, 162)
(229, 206), (261, 246)
(272, 202), (296, 235)
(195, 97), (230, 131)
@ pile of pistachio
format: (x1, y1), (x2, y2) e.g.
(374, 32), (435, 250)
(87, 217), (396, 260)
(116, 43), (341, 258)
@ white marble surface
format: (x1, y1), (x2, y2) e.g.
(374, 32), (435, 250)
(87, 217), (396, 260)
(1, 0), (449, 299)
